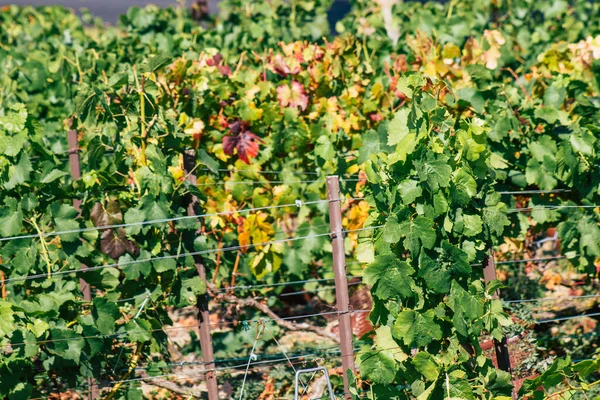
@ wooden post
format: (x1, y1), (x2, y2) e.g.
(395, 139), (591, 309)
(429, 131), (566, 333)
(482, 249), (512, 373)
(190, 0), (209, 20)
(183, 150), (219, 400)
(67, 128), (98, 400)
(326, 176), (354, 400)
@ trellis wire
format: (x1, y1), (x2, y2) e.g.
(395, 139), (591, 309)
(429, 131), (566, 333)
(0, 195), (365, 245)
(505, 294), (600, 304)
(131, 343), (347, 371)
(1, 310), (370, 349)
(39, 347), (351, 398)
(279, 280), (363, 298)
(471, 254), (571, 267)
(499, 189), (571, 195)
(1, 226), (381, 284)
(508, 204), (600, 213)
(0, 199), (333, 243)
(536, 312), (600, 324)
(197, 178), (361, 187)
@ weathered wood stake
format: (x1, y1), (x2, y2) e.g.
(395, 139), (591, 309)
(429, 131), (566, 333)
(67, 128), (98, 400)
(183, 150), (219, 400)
(482, 249), (512, 374)
(326, 176), (355, 400)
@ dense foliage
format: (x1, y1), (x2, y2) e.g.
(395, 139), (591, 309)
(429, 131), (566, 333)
(1, 0), (600, 399)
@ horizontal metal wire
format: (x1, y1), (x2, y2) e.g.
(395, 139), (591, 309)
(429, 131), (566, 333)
(216, 278), (334, 294)
(0, 199), (331, 243)
(197, 179), (327, 186)
(505, 294), (600, 304)
(1, 309), (370, 349)
(1, 225), (380, 285)
(471, 254), (571, 267)
(279, 280), (363, 298)
(132, 343), (346, 371)
(536, 312), (600, 324)
(508, 204), (600, 213)
(197, 177), (361, 187)
(499, 189), (571, 195)
(495, 255), (568, 265)
(29, 346), (347, 399)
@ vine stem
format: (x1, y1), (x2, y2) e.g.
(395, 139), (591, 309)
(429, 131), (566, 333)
(545, 378), (600, 399)
(104, 344), (143, 400)
(30, 217), (53, 278)
(230, 250), (241, 288)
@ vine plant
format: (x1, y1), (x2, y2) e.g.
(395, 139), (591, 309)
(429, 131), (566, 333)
(356, 74), (515, 399)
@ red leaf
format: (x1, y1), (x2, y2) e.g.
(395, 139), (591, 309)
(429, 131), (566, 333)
(223, 121), (264, 164)
(218, 65), (232, 77)
(276, 80), (308, 111)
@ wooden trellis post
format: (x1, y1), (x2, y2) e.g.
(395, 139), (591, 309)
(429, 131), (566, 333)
(482, 249), (512, 373)
(326, 176), (355, 400)
(183, 150), (219, 400)
(67, 128), (98, 400)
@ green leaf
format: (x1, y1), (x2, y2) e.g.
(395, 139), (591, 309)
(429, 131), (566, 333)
(46, 329), (84, 363)
(570, 131), (595, 156)
(398, 179), (422, 204)
(388, 109), (410, 146)
(412, 352), (440, 381)
(572, 359), (598, 379)
(0, 211), (23, 238)
(534, 107), (560, 124)
(398, 216), (437, 255)
(124, 207), (146, 235)
(0, 302), (14, 338)
(55, 218), (80, 242)
(358, 130), (381, 164)
(374, 326), (406, 362)
(92, 298), (120, 335)
(198, 149), (219, 174)
(40, 169), (68, 184)
(544, 85), (566, 108)
(4, 154), (32, 190)
(462, 214), (483, 237)
(418, 252), (450, 294)
(393, 309), (442, 348)
(383, 214), (403, 244)
(446, 372), (475, 400)
(452, 169), (477, 205)
(315, 135), (335, 161)
(415, 158), (452, 191)
(359, 350), (398, 385)
(153, 257), (177, 273)
(364, 255), (416, 300)
(178, 276), (207, 306)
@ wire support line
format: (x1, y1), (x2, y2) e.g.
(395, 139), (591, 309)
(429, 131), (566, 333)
(238, 323), (264, 400)
(496, 255), (568, 265)
(0, 199), (331, 243)
(215, 278), (334, 293)
(279, 281), (363, 298)
(499, 189), (572, 195)
(197, 168), (364, 179)
(215, 273), (362, 294)
(1, 226), (381, 285)
(505, 294), (600, 304)
(536, 312), (600, 324)
(197, 179), (327, 187)
(196, 178), (362, 187)
(131, 344), (347, 371)
(1, 310), (371, 349)
(470, 255), (571, 267)
(508, 204), (600, 213)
